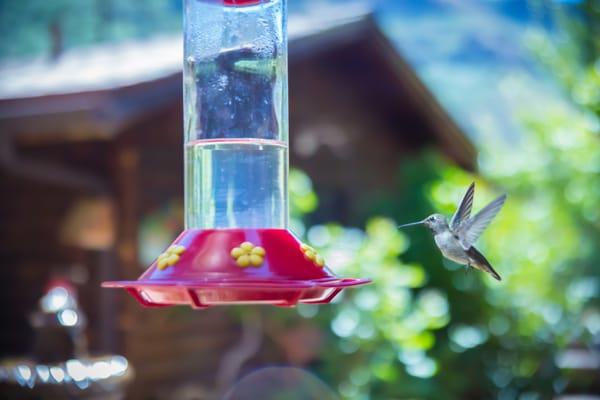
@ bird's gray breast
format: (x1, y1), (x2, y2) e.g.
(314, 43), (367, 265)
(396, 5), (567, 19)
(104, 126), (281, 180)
(434, 231), (469, 265)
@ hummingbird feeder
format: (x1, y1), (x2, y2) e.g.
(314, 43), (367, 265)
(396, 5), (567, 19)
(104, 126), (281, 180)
(103, 0), (370, 309)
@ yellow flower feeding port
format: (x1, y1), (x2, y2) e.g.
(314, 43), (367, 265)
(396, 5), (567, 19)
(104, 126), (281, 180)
(231, 242), (266, 268)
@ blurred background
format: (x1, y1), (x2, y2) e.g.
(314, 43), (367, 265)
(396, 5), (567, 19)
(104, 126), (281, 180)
(0, 0), (599, 399)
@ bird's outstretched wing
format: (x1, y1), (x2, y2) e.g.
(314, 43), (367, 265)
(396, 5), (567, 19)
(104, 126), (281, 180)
(458, 193), (507, 249)
(450, 182), (475, 231)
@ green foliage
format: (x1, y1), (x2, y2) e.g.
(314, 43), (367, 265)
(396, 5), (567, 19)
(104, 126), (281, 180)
(283, 7), (600, 393)
(289, 169), (319, 218)
(427, 86), (600, 395)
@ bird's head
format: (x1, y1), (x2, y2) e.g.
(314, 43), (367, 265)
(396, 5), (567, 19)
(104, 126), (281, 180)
(422, 214), (448, 233)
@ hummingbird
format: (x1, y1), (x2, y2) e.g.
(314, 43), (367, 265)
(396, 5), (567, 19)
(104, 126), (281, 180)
(399, 183), (507, 281)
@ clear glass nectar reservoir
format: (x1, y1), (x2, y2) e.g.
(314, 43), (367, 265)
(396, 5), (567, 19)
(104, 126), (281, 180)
(184, 0), (288, 229)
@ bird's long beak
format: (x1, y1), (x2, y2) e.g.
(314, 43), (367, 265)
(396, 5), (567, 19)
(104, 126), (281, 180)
(398, 220), (424, 229)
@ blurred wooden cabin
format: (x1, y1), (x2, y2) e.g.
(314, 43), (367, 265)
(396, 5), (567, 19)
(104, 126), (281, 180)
(0, 6), (474, 399)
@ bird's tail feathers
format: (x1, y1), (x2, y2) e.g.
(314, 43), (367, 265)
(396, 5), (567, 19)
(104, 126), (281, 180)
(468, 247), (502, 281)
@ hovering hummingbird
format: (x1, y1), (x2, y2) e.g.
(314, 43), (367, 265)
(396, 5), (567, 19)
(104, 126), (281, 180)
(399, 183), (507, 281)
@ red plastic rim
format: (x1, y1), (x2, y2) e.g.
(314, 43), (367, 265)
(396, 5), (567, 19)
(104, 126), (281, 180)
(220, 0), (265, 6)
(103, 277), (370, 290)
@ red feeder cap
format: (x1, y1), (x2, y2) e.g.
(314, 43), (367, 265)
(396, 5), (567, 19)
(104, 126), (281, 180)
(103, 229), (370, 309)
(221, 0), (265, 6)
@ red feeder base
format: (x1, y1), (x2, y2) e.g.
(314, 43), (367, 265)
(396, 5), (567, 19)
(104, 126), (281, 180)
(103, 229), (370, 309)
